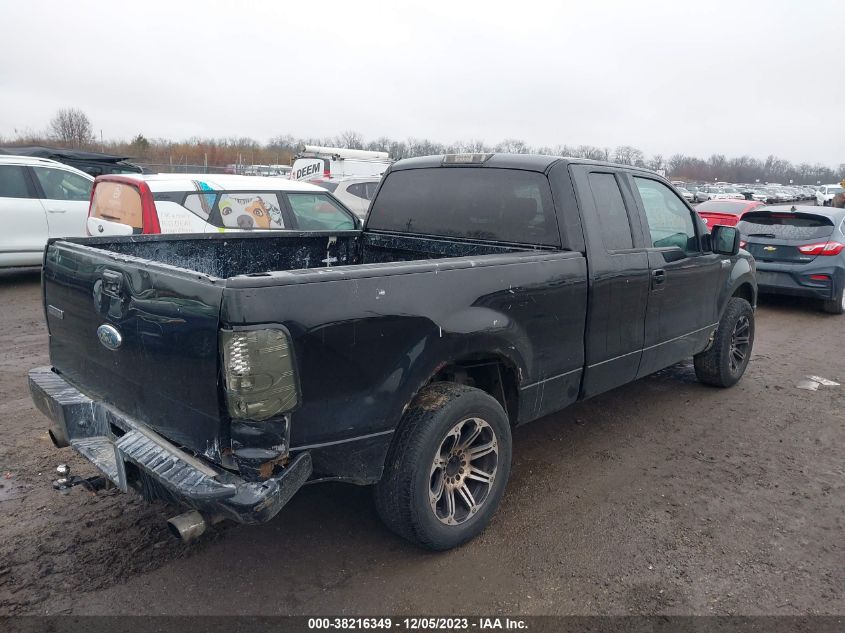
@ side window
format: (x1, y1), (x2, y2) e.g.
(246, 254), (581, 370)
(0, 165), (33, 198)
(218, 193), (285, 230)
(286, 193), (356, 231)
(364, 182), (380, 200)
(587, 172), (634, 250)
(183, 193), (217, 221)
(634, 177), (699, 254)
(346, 183), (367, 199)
(32, 167), (92, 201)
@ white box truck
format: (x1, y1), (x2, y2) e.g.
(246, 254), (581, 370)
(289, 145), (391, 182)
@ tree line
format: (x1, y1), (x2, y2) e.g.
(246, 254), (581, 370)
(3, 108), (843, 185)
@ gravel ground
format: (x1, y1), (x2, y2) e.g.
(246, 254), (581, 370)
(0, 266), (842, 616)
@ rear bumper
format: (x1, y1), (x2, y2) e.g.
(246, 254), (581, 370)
(28, 366), (311, 524)
(756, 266), (841, 301)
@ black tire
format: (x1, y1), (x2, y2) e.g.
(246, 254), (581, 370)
(694, 297), (754, 388)
(822, 285), (845, 314)
(374, 382), (512, 551)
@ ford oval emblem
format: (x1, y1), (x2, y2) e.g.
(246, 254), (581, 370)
(97, 324), (123, 351)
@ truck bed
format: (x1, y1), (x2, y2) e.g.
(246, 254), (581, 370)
(78, 230), (537, 280)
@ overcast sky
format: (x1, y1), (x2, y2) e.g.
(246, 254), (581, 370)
(1, 0), (843, 165)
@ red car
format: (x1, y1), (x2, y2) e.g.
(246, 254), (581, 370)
(696, 199), (764, 230)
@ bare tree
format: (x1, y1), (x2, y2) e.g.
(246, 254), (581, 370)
(613, 145), (644, 166)
(494, 138), (531, 154)
(337, 130), (364, 150)
(647, 153), (661, 170)
(49, 108), (94, 148)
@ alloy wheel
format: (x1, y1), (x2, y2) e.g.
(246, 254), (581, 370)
(729, 315), (751, 373)
(429, 417), (498, 526)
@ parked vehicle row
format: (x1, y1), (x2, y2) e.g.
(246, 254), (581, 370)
(673, 180), (826, 206)
(0, 159), (365, 267)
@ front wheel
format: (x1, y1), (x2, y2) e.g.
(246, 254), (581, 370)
(374, 382), (512, 550)
(694, 297), (755, 387)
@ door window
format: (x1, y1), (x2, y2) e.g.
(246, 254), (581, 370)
(32, 167), (92, 201)
(588, 172), (634, 250)
(0, 165), (33, 198)
(634, 177), (699, 254)
(286, 193), (356, 230)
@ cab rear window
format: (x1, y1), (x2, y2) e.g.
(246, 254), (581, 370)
(367, 168), (560, 246)
(90, 181), (143, 229)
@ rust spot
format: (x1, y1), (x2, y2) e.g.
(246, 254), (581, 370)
(258, 454), (289, 480)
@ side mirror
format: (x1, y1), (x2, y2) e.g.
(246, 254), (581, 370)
(711, 225), (740, 256)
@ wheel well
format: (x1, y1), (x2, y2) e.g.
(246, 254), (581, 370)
(733, 282), (755, 306)
(429, 355), (519, 424)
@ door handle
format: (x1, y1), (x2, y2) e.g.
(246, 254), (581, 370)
(46, 207), (67, 213)
(652, 269), (666, 288)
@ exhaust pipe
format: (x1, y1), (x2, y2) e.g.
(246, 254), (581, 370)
(167, 510), (207, 543)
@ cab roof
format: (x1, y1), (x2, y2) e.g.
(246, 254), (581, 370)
(389, 153), (660, 176)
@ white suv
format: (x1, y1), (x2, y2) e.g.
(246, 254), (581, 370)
(817, 184), (844, 207)
(0, 155), (93, 268)
(317, 177), (381, 218)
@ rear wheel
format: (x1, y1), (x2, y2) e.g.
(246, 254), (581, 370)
(374, 382), (512, 550)
(694, 297), (754, 387)
(822, 286), (845, 314)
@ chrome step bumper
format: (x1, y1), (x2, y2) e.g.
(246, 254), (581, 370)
(28, 366), (311, 524)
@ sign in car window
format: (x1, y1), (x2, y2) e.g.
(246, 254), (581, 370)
(218, 193), (285, 230)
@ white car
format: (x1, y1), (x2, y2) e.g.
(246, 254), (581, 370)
(695, 186), (730, 202)
(675, 186), (694, 203)
(817, 184), (844, 207)
(87, 173), (360, 236)
(317, 177), (381, 218)
(720, 186), (745, 200)
(0, 155), (93, 267)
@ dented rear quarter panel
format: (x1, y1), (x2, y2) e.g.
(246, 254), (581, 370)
(222, 250), (588, 481)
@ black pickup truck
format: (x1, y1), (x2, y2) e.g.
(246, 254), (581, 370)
(29, 154), (757, 550)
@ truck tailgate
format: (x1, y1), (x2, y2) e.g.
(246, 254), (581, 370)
(42, 240), (226, 461)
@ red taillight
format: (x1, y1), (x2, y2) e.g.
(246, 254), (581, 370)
(137, 180), (160, 234)
(809, 274), (830, 281)
(797, 242), (845, 256)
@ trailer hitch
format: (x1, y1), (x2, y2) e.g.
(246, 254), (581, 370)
(52, 464), (111, 493)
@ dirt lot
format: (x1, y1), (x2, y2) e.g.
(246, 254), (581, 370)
(0, 266), (842, 616)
